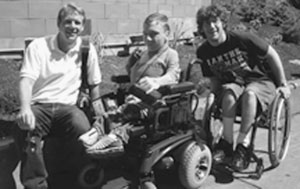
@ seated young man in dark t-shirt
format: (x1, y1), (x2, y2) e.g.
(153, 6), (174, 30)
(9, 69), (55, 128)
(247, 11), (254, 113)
(195, 5), (291, 171)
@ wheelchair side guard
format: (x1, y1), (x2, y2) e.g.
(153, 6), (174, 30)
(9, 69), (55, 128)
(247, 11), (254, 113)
(139, 130), (194, 174)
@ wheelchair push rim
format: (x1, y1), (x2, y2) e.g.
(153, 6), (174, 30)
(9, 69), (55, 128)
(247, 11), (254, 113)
(268, 94), (291, 168)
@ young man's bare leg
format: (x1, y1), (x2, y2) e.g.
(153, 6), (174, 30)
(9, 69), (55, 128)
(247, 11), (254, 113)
(213, 90), (236, 162)
(233, 90), (257, 171)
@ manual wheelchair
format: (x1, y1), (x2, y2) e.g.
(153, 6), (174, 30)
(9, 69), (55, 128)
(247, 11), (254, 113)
(78, 75), (213, 189)
(199, 72), (293, 179)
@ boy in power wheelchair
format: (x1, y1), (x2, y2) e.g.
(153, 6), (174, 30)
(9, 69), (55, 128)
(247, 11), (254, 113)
(78, 13), (212, 189)
(80, 12), (181, 156)
(195, 4), (291, 172)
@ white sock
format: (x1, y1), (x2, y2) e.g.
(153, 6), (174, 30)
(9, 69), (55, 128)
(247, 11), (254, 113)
(237, 132), (251, 147)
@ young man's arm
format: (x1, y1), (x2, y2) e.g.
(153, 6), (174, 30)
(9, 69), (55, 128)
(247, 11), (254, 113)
(90, 84), (105, 117)
(87, 43), (104, 117)
(152, 50), (181, 86)
(265, 45), (291, 98)
(17, 77), (36, 130)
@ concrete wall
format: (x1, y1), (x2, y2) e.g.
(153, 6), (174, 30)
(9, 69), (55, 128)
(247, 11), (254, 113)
(0, 0), (211, 49)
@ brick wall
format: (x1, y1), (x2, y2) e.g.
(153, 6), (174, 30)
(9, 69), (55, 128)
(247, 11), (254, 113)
(0, 0), (211, 49)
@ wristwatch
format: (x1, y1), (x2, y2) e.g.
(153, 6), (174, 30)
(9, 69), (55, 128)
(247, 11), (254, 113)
(279, 83), (288, 87)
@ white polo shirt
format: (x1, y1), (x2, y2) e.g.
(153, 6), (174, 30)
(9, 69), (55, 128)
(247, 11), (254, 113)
(20, 35), (102, 105)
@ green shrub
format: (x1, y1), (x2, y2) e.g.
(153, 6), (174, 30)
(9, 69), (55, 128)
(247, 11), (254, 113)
(281, 18), (300, 44)
(268, 2), (297, 27)
(0, 59), (20, 115)
(236, 0), (269, 24)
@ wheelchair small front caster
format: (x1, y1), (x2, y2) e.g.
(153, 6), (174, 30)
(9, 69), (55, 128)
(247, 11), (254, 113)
(78, 163), (104, 188)
(250, 158), (264, 180)
(140, 181), (157, 189)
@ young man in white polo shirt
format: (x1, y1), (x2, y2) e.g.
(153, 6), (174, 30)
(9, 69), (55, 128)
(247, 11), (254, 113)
(15, 3), (102, 189)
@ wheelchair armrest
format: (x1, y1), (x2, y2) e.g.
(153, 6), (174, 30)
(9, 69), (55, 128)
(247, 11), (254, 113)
(160, 81), (195, 95)
(128, 82), (196, 105)
(128, 85), (162, 105)
(111, 75), (130, 84)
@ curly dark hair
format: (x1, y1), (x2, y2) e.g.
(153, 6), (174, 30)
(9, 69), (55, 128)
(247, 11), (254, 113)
(196, 5), (229, 37)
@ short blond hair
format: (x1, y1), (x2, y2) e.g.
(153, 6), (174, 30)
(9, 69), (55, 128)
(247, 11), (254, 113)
(143, 13), (170, 32)
(57, 3), (86, 26)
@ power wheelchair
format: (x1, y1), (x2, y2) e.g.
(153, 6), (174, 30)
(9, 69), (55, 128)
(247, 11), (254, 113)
(78, 59), (297, 188)
(78, 75), (212, 189)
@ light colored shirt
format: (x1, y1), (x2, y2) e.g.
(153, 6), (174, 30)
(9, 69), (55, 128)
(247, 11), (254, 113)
(128, 47), (180, 86)
(20, 35), (101, 105)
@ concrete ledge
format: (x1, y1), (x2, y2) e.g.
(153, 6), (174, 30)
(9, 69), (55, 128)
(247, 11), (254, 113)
(0, 48), (24, 60)
(0, 35), (195, 59)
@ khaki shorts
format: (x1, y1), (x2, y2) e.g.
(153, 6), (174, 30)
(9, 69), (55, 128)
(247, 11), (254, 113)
(213, 80), (276, 112)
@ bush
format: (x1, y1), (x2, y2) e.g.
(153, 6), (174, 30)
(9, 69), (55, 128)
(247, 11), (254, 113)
(234, 0), (297, 28)
(0, 59), (20, 115)
(281, 18), (300, 44)
(268, 2), (297, 27)
(288, 0), (300, 9)
(236, 0), (269, 24)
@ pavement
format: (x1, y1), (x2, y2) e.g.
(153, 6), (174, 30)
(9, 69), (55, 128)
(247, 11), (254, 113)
(1, 81), (300, 189)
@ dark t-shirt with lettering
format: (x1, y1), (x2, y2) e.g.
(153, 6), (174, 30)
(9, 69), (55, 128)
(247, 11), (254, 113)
(196, 31), (272, 85)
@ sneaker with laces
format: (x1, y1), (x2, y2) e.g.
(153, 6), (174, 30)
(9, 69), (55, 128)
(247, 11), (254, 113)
(90, 135), (117, 149)
(232, 144), (251, 171)
(86, 136), (124, 158)
(78, 127), (102, 147)
(213, 139), (233, 164)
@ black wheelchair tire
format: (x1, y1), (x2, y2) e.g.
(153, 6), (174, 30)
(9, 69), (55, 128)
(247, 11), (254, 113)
(268, 94), (291, 168)
(179, 142), (212, 189)
(78, 163), (104, 188)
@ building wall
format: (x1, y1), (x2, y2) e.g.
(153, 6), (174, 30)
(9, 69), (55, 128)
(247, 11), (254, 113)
(0, 0), (211, 49)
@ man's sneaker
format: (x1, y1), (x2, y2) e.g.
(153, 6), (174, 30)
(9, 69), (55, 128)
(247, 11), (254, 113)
(213, 139), (233, 164)
(231, 144), (251, 171)
(79, 127), (102, 147)
(86, 136), (124, 158)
